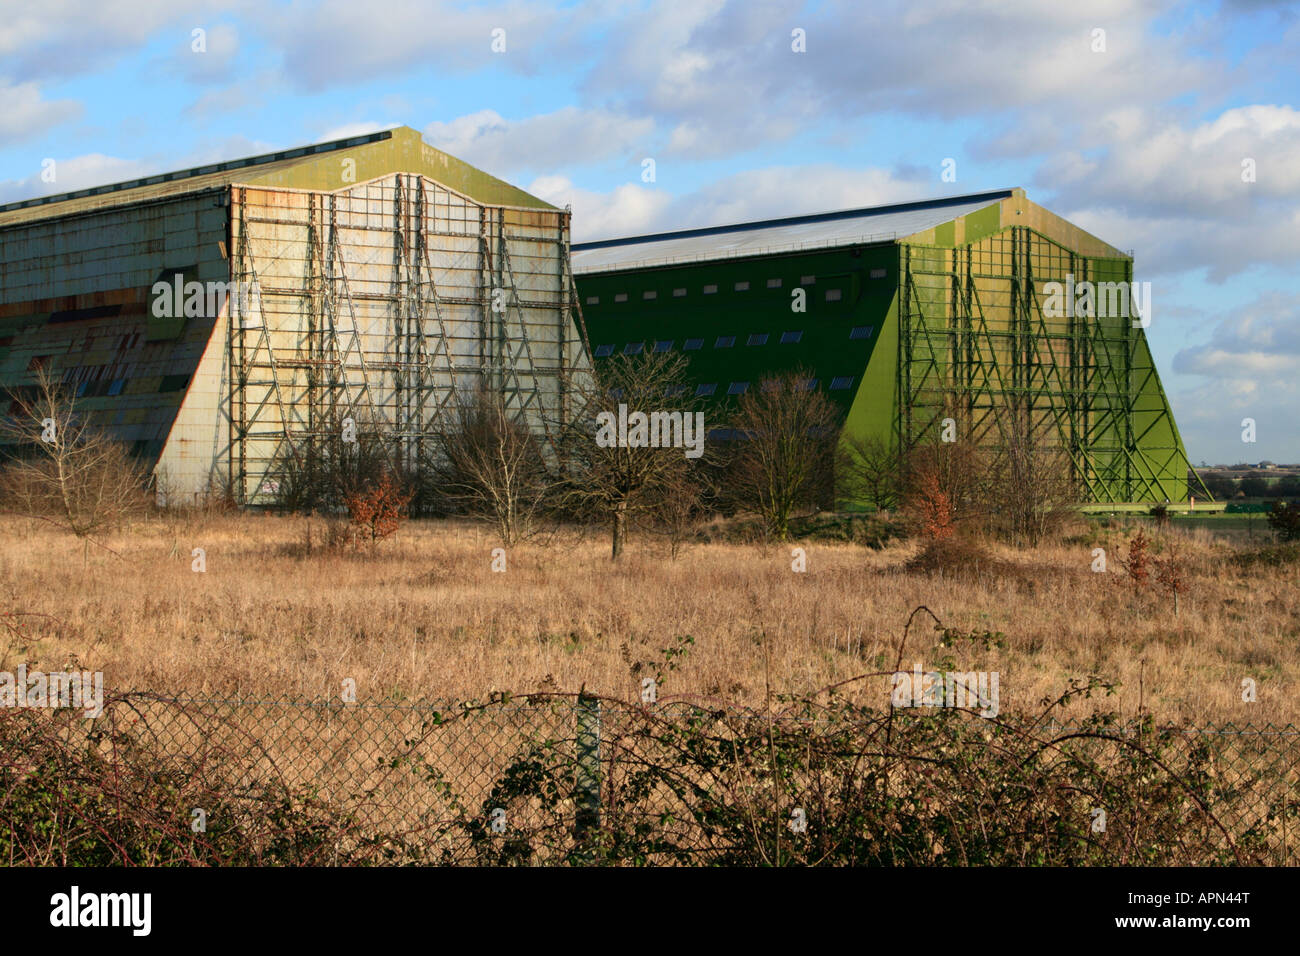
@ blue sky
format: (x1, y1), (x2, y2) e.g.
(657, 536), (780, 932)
(1, 0), (1297, 465)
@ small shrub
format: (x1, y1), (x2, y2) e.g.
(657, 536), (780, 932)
(904, 469), (955, 541)
(1121, 529), (1152, 590)
(344, 472), (414, 546)
(1265, 500), (1300, 542)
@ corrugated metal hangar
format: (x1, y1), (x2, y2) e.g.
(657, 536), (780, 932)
(0, 127), (588, 504)
(573, 190), (1198, 503)
(0, 126), (1196, 506)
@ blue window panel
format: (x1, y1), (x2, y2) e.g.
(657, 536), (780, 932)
(747, 333), (769, 346)
(849, 326), (874, 340)
(780, 330), (802, 344)
(594, 344), (614, 357)
(830, 376), (854, 390)
(684, 338), (704, 350)
(624, 342), (645, 355)
(728, 382), (749, 395)
(715, 335), (736, 348)
(653, 340), (673, 352)
(695, 383), (717, 397)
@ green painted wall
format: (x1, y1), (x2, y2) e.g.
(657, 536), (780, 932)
(578, 243), (897, 429)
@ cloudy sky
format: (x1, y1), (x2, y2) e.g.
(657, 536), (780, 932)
(1, 0), (1297, 465)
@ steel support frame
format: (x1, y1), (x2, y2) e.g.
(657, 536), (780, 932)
(897, 226), (1203, 503)
(227, 175), (579, 504)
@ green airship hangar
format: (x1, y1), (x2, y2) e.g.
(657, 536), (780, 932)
(573, 187), (1197, 504)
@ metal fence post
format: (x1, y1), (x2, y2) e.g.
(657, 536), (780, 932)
(574, 694), (601, 860)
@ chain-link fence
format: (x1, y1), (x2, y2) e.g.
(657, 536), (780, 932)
(2, 692), (1296, 865)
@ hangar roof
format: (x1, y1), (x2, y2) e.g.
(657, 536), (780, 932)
(570, 189), (1019, 273)
(0, 126), (556, 228)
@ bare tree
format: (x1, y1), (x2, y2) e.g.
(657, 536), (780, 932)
(272, 402), (393, 514)
(429, 385), (554, 547)
(726, 369), (841, 540)
(980, 411), (1079, 546)
(563, 352), (706, 560)
(837, 433), (901, 511)
(644, 468), (713, 559)
(1, 366), (149, 555)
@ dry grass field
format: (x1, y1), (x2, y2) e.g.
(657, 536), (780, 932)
(1, 511), (1296, 725)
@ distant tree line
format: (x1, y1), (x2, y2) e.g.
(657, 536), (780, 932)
(1200, 473), (1300, 500)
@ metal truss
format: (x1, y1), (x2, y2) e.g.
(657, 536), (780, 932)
(227, 175), (581, 504)
(898, 226), (1206, 503)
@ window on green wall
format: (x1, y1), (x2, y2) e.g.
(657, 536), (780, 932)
(747, 333), (768, 346)
(684, 338), (703, 350)
(797, 378), (818, 390)
(615, 293), (628, 302)
(703, 284), (718, 294)
(696, 383), (717, 396)
(624, 342), (644, 355)
(643, 290), (657, 300)
(830, 376), (854, 390)
(766, 278), (782, 288)
(594, 344), (614, 357)
(715, 335), (735, 348)
(825, 289), (842, 302)
(849, 326), (873, 340)
(585, 296), (599, 305)
(728, 382), (749, 395)
(780, 330), (802, 344)
(653, 340), (673, 352)
(673, 288), (687, 297)
(801, 275), (816, 285)
(734, 281), (750, 291)
(869, 268), (887, 279)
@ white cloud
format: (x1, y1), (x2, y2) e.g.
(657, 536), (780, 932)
(424, 108), (655, 177)
(0, 79), (81, 145)
(1159, 291), (1300, 462)
(528, 175), (671, 241)
(168, 22), (241, 84)
(318, 121), (403, 142)
(0, 153), (150, 205)
(536, 161), (928, 242)
(253, 0), (566, 91)
(0, 0), (216, 81)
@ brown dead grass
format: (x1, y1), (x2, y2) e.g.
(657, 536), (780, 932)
(0, 513), (1295, 725)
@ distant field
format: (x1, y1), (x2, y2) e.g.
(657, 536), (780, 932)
(1, 512), (1296, 727)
